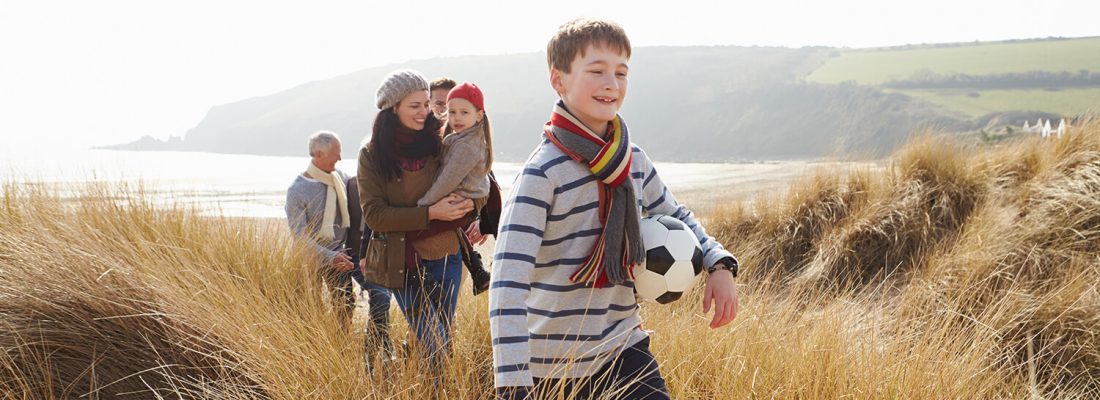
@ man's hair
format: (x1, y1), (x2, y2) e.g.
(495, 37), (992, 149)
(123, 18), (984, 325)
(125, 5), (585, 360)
(546, 18), (631, 73)
(429, 77), (457, 92)
(307, 130), (340, 157)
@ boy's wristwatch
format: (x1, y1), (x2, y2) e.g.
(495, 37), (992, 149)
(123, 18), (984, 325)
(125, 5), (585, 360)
(707, 256), (739, 278)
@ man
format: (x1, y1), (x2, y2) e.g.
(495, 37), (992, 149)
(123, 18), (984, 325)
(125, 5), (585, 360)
(285, 130), (395, 366)
(285, 130), (357, 323)
(429, 77), (457, 122)
(286, 129), (398, 353)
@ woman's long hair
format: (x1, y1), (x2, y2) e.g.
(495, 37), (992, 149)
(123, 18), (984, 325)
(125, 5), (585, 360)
(367, 107), (443, 182)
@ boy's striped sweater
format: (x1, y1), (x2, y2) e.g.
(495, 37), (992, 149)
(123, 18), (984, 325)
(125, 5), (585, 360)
(489, 139), (736, 388)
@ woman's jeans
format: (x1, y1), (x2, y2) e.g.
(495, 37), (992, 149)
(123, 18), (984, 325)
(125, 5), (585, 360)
(392, 252), (463, 376)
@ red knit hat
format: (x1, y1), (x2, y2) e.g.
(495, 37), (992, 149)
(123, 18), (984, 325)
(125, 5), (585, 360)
(447, 82), (485, 111)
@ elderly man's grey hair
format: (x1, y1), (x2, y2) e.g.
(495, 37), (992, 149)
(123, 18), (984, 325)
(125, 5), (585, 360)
(307, 130), (341, 157)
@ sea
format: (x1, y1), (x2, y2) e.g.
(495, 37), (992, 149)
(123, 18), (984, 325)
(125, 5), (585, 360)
(0, 148), (865, 218)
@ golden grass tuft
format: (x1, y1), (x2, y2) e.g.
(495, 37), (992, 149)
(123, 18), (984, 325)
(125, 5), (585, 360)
(3, 118), (1100, 398)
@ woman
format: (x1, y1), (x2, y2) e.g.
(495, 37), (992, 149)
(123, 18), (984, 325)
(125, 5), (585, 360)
(357, 69), (474, 376)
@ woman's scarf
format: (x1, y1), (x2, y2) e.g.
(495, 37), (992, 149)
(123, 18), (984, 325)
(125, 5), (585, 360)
(393, 122), (438, 159)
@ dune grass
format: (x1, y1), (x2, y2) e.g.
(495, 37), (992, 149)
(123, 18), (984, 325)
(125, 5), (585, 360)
(3, 119), (1100, 398)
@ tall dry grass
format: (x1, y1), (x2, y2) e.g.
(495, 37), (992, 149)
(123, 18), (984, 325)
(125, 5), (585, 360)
(2, 119), (1099, 399)
(709, 118), (1100, 398)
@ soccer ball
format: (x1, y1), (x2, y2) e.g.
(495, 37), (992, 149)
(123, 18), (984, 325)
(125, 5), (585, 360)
(632, 215), (704, 304)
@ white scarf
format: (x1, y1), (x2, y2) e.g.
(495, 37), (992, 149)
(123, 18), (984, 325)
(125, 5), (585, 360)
(305, 162), (350, 240)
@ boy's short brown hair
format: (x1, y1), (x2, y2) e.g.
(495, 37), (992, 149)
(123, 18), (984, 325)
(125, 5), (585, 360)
(546, 18), (631, 73)
(429, 77), (457, 92)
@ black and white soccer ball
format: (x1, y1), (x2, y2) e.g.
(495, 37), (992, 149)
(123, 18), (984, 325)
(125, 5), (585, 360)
(632, 215), (704, 304)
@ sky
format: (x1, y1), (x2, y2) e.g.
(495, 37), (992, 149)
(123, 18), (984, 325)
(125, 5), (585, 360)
(1, 0), (1098, 154)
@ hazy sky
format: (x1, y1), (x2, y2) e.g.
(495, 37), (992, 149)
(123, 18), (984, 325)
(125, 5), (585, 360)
(1, 0), (1097, 153)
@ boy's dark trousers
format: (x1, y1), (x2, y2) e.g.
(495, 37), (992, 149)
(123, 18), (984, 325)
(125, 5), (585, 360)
(529, 337), (670, 400)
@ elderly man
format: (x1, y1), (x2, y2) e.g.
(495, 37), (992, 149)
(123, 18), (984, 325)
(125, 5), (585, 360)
(285, 131), (394, 363)
(286, 131), (356, 319)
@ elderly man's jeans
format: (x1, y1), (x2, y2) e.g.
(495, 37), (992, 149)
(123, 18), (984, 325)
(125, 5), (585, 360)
(346, 258), (394, 364)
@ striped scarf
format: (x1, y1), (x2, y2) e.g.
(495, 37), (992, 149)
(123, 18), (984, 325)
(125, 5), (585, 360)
(543, 100), (645, 288)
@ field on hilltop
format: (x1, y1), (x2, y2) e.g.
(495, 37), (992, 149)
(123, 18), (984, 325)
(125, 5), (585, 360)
(901, 87), (1100, 118)
(5, 120), (1100, 398)
(806, 37), (1100, 118)
(807, 37), (1100, 85)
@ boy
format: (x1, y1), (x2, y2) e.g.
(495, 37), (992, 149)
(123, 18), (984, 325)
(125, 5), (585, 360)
(490, 18), (740, 399)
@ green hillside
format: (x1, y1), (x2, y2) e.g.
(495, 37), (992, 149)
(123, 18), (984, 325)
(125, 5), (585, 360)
(123, 46), (966, 162)
(900, 88), (1100, 118)
(804, 37), (1100, 119)
(112, 39), (1099, 161)
(808, 37), (1100, 85)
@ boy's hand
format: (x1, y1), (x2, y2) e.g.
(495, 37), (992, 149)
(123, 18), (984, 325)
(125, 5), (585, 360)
(702, 269), (738, 329)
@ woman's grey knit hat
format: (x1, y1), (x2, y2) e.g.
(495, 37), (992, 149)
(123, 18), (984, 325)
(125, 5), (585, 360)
(375, 69), (430, 110)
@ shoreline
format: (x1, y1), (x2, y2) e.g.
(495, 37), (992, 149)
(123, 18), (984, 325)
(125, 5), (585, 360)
(3, 158), (884, 219)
